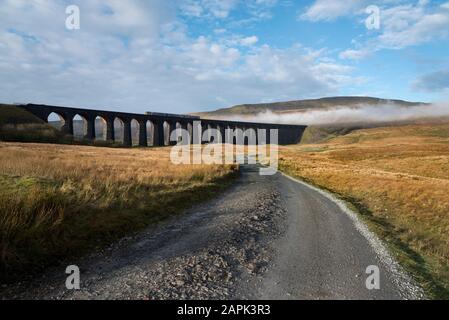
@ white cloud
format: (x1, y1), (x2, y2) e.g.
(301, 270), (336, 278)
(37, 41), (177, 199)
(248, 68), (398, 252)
(222, 103), (449, 125)
(214, 28), (227, 34)
(180, 0), (278, 23)
(179, 1), (204, 17)
(179, 0), (238, 19)
(0, 0), (355, 113)
(378, 3), (449, 49)
(336, 1), (449, 60)
(239, 35), (259, 46)
(300, 0), (365, 22)
(339, 49), (370, 60)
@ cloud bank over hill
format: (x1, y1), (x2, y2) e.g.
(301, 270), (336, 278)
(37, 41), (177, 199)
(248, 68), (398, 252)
(218, 103), (449, 126)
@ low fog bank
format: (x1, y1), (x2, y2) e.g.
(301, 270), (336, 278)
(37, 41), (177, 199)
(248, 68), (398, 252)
(220, 103), (449, 126)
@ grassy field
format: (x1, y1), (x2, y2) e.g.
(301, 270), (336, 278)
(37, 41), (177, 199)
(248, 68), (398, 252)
(279, 122), (449, 298)
(0, 142), (238, 281)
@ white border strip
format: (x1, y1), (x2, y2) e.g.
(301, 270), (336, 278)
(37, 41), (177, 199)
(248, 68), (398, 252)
(280, 171), (425, 300)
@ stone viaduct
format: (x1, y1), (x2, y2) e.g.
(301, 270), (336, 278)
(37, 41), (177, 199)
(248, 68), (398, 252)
(18, 104), (307, 147)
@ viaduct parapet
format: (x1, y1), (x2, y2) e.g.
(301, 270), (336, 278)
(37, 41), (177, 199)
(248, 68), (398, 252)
(18, 104), (307, 147)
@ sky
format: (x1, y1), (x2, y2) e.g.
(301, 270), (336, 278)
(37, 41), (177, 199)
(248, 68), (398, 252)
(0, 0), (449, 114)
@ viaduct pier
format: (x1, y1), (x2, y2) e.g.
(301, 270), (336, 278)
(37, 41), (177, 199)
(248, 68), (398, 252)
(19, 104), (307, 147)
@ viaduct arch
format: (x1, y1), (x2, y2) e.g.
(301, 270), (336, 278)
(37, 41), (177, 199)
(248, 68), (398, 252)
(19, 104), (307, 147)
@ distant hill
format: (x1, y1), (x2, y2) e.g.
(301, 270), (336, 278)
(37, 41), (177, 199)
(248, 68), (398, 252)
(192, 96), (440, 144)
(194, 96), (426, 118)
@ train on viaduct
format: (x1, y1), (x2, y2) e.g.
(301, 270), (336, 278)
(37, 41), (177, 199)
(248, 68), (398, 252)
(18, 104), (307, 147)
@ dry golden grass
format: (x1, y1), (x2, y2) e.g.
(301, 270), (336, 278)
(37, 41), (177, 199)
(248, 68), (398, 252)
(279, 122), (449, 298)
(0, 143), (234, 186)
(0, 142), (237, 279)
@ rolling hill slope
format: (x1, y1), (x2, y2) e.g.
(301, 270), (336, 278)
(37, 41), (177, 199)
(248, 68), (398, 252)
(194, 96), (426, 118)
(194, 96), (441, 144)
